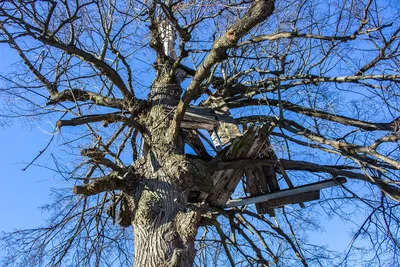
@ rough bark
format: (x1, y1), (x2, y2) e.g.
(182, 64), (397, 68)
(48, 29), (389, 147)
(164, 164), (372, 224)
(132, 172), (201, 267)
(129, 101), (206, 266)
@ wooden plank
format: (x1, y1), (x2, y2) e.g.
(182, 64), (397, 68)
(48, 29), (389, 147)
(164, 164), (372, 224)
(279, 165), (305, 208)
(261, 138), (305, 208)
(235, 135), (279, 215)
(201, 126), (259, 204)
(206, 125), (274, 206)
(255, 165), (270, 193)
(244, 167), (274, 216)
(256, 165), (277, 215)
(210, 130), (222, 151)
(263, 190), (320, 209)
(163, 106), (243, 141)
(185, 106), (219, 122)
(263, 166), (280, 192)
(240, 138), (279, 215)
(163, 106), (218, 131)
(216, 121), (242, 146)
(180, 121), (214, 131)
(254, 166), (275, 215)
(225, 177), (346, 208)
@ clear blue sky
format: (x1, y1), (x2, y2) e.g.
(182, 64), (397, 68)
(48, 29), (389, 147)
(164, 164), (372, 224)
(0, 41), (364, 263)
(0, 44), (60, 251)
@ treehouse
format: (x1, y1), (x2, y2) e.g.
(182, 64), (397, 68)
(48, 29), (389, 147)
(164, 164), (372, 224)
(166, 102), (347, 215)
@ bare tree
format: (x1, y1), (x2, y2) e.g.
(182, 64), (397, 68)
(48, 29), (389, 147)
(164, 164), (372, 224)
(0, 0), (399, 266)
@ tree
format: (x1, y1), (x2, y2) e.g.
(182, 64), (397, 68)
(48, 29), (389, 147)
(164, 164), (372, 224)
(0, 0), (399, 266)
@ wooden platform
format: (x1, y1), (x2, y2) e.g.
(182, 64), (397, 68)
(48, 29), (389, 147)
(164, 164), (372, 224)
(173, 106), (346, 215)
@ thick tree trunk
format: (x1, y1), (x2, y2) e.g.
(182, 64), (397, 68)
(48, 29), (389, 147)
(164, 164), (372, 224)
(134, 16), (200, 261)
(132, 172), (200, 267)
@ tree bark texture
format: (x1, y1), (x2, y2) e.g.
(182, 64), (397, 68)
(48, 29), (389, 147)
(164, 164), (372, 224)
(132, 172), (200, 267)
(129, 102), (204, 266)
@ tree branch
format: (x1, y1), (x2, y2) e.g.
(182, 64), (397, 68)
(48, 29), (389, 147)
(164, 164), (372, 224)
(57, 113), (128, 128)
(46, 89), (126, 109)
(170, 0), (275, 141)
(81, 148), (128, 174)
(36, 35), (134, 100)
(210, 158), (400, 201)
(0, 26), (58, 96)
(238, 24), (393, 46)
(73, 173), (126, 196)
(230, 99), (398, 131)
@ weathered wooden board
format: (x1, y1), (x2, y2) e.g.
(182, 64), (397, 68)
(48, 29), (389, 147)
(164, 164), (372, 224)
(225, 177), (346, 208)
(263, 165), (280, 193)
(242, 137), (281, 215)
(170, 104), (328, 212)
(245, 166), (275, 216)
(263, 190), (320, 209)
(261, 138), (305, 208)
(164, 106), (219, 131)
(203, 124), (273, 206)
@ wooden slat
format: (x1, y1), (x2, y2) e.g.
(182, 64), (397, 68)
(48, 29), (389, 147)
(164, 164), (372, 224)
(244, 167), (275, 216)
(257, 165), (277, 215)
(163, 106), (243, 138)
(225, 177), (346, 208)
(263, 190), (320, 209)
(201, 127), (259, 204)
(180, 121), (214, 131)
(240, 137), (280, 215)
(254, 166), (275, 215)
(261, 138), (305, 208)
(205, 125), (273, 206)
(164, 106), (218, 131)
(263, 165), (280, 192)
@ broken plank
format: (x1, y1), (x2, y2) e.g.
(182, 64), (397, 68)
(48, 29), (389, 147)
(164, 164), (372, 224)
(262, 138), (305, 208)
(263, 165), (280, 192)
(198, 126), (260, 204)
(245, 166), (275, 216)
(245, 167), (272, 215)
(225, 177), (346, 208)
(207, 125), (273, 206)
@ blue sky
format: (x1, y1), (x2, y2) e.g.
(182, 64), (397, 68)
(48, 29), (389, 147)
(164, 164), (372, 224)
(0, 123), (56, 231)
(0, 45), (60, 261)
(0, 39), (372, 264)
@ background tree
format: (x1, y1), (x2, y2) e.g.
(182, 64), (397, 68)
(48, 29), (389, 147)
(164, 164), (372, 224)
(0, 0), (399, 266)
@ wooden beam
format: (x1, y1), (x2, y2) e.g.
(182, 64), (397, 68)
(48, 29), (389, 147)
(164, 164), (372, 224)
(225, 177), (346, 208)
(263, 190), (320, 209)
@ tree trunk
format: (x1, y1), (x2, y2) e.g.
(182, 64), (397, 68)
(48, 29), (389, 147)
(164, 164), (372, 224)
(127, 103), (202, 266)
(132, 172), (200, 267)
(133, 18), (199, 261)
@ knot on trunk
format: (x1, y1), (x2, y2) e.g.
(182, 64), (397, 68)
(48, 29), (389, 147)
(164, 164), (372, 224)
(160, 249), (186, 267)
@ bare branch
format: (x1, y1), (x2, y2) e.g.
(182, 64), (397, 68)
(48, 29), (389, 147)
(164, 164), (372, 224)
(171, 0), (275, 141)
(73, 173), (127, 196)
